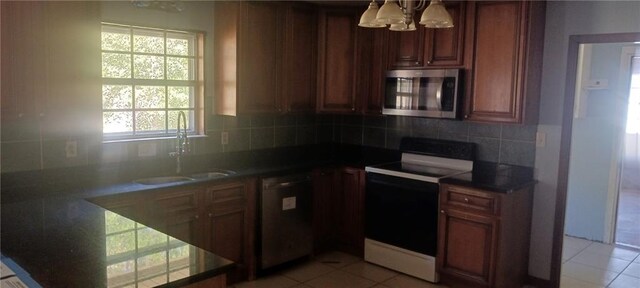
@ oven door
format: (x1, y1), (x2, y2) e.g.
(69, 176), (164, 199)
(365, 172), (439, 257)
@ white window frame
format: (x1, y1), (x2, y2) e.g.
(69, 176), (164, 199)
(101, 23), (204, 141)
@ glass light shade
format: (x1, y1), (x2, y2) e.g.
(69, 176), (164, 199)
(375, 0), (404, 25)
(389, 20), (416, 31)
(419, 0), (454, 28)
(359, 1), (387, 28)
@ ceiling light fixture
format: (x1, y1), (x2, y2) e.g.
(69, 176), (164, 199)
(358, 0), (453, 31)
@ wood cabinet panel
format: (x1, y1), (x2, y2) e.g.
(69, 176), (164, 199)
(312, 168), (339, 252)
(209, 210), (246, 263)
(204, 180), (256, 283)
(238, 2), (281, 114)
(464, 1), (545, 124)
(425, 2), (466, 67)
(337, 167), (366, 256)
(214, 1), (317, 115)
(317, 8), (358, 113)
(387, 2), (465, 69)
(438, 183), (533, 288)
(312, 166), (366, 256)
(438, 209), (497, 286)
(283, 3), (317, 113)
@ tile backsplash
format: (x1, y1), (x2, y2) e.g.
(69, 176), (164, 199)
(334, 115), (537, 167)
(0, 113), (536, 173)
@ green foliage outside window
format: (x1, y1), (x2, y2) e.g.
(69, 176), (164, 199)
(101, 23), (200, 138)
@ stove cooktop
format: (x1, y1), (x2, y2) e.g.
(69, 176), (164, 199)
(365, 161), (470, 183)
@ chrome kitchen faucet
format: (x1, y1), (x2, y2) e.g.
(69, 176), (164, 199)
(170, 111), (189, 174)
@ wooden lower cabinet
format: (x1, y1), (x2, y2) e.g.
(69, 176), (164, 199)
(437, 184), (533, 288)
(204, 180), (256, 283)
(146, 186), (205, 247)
(312, 166), (365, 257)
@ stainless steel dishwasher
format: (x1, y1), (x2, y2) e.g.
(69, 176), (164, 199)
(259, 173), (313, 269)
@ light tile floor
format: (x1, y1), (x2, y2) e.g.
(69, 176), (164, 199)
(562, 236), (640, 288)
(232, 251), (445, 288)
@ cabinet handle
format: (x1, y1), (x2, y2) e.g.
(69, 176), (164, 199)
(440, 210), (446, 214)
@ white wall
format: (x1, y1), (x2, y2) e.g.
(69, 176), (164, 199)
(529, 1), (640, 280)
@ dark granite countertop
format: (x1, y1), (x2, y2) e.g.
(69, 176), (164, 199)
(440, 161), (536, 193)
(0, 144), (400, 287)
(0, 193), (235, 287)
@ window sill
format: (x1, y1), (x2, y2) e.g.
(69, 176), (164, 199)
(102, 134), (208, 144)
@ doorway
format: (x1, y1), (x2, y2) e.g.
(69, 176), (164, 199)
(551, 33), (640, 288)
(616, 55), (640, 249)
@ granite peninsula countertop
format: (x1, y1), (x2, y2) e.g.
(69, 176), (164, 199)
(0, 145), (536, 287)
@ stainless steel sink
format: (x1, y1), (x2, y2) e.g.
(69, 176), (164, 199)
(191, 169), (236, 179)
(134, 176), (195, 185)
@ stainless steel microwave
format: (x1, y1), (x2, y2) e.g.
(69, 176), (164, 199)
(383, 69), (462, 119)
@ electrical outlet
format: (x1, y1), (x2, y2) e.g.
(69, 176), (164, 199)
(221, 131), (229, 145)
(65, 141), (77, 158)
(536, 132), (546, 147)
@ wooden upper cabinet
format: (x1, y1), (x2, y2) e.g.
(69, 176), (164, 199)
(464, 1), (545, 124)
(238, 2), (282, 114)
(424, 1), (466, 67)
(214, 2), (317, 115)
(317, 8), (359, 113)
(387, 1), (466, 69)
(283, 3), (317, 113)
(356, 27), (387, 114)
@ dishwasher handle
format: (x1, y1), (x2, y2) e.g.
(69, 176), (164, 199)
(262, 175), (311, 190)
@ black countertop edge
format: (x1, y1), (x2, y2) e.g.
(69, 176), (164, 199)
(440, 161), (536, 193)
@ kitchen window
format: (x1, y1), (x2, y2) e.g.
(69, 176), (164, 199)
(101, 23), (204, 140)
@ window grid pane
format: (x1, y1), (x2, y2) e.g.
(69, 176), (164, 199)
(101, 23), (199, 139)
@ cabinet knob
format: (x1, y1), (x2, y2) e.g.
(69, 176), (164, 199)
(194, 215), (199, 219)
(464, 115), (469, 119)
(464, 197), (469, 202)
(351, 107), (356, 112)
(415, 61), (420, 65)
(440, 210), (446, 214)
(208, 213), (213, 218)
(427, 60), (432, 65)
(18, 113), (23, 118)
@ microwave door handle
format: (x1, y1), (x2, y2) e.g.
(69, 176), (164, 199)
(436, 79), (443, 110)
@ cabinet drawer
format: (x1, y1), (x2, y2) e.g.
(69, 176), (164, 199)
(442, 185), (499, 216)
(208, 182), (247, 211)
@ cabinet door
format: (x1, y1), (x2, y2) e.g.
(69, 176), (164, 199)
(1, 1), (46, 142)
(317, 8), (358, 113)
(424, 1), (466, 67)
(239, 2), (282, 114)
(464, 1), (527, 123)
(437, 208), (498, 286)
(337, 167), (366, 257)
(283, 3), (317, 113)
(357, 28), (386, 114)
(311, 168), (339, 252)
(205, 180), (256, 282)
(387, 15), (426, 68)
(146, 187), (204, 245)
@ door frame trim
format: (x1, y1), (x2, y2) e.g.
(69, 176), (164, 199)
(551, 32), (640, 288)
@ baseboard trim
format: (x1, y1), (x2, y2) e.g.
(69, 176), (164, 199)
(527, 275), (553, 288)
